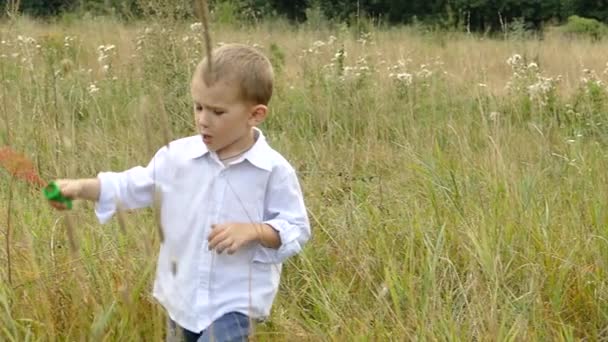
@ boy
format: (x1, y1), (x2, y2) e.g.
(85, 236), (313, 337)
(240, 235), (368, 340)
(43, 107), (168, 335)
(49, 43), (311, 342)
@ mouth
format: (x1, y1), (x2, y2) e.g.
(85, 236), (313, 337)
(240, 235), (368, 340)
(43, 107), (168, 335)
(201, 134), (212, 144)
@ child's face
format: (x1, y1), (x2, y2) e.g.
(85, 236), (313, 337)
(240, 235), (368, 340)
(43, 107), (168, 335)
(191, 77), (264, 157)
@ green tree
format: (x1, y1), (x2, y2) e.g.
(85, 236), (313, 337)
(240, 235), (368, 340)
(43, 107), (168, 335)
(6, 0), (608, 30)
(14, 0), (72, 16)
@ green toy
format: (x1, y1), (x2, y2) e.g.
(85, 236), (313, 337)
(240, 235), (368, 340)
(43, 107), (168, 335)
(43, 181), (73, 209)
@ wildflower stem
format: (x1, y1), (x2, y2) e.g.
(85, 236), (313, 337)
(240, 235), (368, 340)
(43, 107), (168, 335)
(1, 63), (9, 145)
(6, 178), (14, 286)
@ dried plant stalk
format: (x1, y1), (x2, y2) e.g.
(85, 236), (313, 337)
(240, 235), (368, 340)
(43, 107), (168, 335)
(196, 0), (213, 73)
(154, 187), (165, 243)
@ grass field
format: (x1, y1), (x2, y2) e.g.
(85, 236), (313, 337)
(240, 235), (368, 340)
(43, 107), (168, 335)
(1, 15), (608, 340)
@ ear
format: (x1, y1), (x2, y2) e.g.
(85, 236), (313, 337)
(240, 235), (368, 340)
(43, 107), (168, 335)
(248, 104), (268, 126)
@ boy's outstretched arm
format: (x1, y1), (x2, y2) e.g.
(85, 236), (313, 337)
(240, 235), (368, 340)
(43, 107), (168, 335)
(48, 144), (171, 217)
(48, 178), (100, 210)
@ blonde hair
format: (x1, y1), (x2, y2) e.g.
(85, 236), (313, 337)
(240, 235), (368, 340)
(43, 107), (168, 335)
(194, 43), (274, 105)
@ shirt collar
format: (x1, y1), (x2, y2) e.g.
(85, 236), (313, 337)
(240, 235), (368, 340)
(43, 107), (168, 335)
(187, 128), (273, 171)
(186, 135), (209, 159)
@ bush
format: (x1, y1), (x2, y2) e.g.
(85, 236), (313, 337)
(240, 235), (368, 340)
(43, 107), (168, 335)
(563, 15), (608, 40)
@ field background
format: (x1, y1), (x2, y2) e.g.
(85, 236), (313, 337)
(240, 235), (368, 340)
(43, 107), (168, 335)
(1, 13), (608, 341)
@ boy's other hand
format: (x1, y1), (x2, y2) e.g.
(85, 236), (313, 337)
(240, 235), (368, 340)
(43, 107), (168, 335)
(48, 179), (81, 210)
(208, 223), (259, 254)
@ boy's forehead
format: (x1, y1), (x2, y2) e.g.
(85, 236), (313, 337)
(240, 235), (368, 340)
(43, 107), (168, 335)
(191, 78), (241, 104)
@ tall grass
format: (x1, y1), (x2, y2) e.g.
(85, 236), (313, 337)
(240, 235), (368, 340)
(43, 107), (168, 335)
(1, 16), (608, 340)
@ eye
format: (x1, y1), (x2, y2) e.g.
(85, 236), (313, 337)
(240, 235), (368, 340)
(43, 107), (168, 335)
(213, 110), (225, 115)
(195, 104), (203, 112)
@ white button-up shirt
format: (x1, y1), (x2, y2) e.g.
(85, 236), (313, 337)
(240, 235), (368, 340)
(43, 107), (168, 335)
(95, 129), (310, 333)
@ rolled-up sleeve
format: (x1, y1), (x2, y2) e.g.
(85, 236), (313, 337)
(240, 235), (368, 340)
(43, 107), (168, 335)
(95, 147), (169, 224)
(255, 166), (311, 264)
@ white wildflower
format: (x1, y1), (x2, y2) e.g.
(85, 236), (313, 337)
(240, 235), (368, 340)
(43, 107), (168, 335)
(334, 50), (347, 59)
(88, 83), (99, 94)
(507, 54), (522, 66)
(190, 22), (203, 32)
(527, 76), (558, 106)
(377, 284), (389, 298)
(396, 72), (413, 85)
(580, 68), (603, 87)
(312, 40), (325, 48)
(64, 36), (75, 47)
(417, 67), (433, 79)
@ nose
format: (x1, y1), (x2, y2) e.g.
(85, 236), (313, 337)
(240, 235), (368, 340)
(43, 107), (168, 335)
(196, 109), (210, 128)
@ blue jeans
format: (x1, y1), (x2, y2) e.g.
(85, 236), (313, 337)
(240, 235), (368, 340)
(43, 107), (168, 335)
(173, 312), (251, 342)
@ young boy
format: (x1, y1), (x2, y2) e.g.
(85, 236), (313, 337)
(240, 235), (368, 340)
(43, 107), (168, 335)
(49, 43), (311, 341)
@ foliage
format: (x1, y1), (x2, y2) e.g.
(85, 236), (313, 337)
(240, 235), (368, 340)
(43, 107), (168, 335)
(5, 0), (608, 33)
(563, 15), (608, 39)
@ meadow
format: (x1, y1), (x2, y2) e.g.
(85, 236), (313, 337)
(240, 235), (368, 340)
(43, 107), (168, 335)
(1, 14), (608, 340)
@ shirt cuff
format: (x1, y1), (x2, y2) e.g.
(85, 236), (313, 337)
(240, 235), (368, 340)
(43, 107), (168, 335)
(253, 219), (303, 264)
(94, 172), (116, 224)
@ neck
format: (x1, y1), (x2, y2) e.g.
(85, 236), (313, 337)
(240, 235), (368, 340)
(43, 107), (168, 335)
(218, 129), (256, 160)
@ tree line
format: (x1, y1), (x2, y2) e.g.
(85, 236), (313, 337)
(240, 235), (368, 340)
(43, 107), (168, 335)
(4, 0), (608, 32)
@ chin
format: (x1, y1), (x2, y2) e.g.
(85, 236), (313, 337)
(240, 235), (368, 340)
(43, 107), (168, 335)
(203, 143), (217, 151)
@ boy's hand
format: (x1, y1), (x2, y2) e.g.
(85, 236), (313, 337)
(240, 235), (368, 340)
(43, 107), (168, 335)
(207, 223), (259, 254)
(48, 179), (82, 210)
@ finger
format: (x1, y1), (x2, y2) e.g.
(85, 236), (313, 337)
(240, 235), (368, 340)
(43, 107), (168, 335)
(226, 241), (239, 255)
(207, 224), (224, 241)
(49, 201), (67, 210)
(214, 238), (233, 254)
(208, 230), (228, 250)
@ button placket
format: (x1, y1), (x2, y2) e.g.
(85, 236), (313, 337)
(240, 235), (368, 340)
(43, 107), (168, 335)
(196, 166), (229, 310)
(195, 166), (221, 307)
